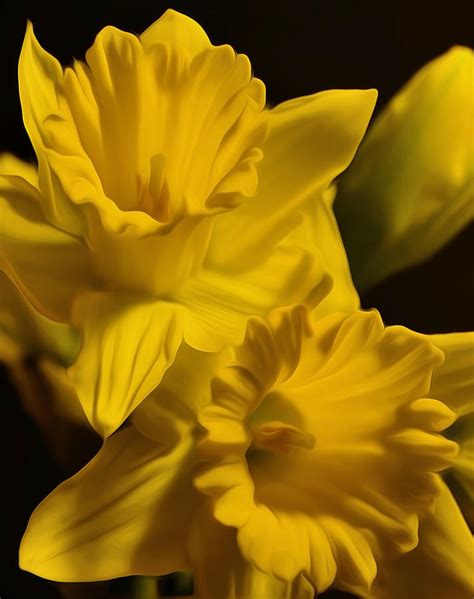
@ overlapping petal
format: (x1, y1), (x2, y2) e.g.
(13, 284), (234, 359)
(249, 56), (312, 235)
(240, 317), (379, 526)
(367, 481), (474, 599)
(189, 509), (315, 599)
(202, 89), (376, 329)
(429, 332), (474, 417)
(428, 332), (474, 522)
(68, 292), (183, 437)
(0, 170), (96, 321)
(180, 242), (331, 350)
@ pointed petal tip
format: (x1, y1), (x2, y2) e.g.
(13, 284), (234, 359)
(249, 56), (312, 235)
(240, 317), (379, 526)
(140, 8), (211, 54)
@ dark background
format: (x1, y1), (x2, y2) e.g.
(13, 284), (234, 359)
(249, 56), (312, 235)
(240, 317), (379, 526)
(1, 0), (473, 597)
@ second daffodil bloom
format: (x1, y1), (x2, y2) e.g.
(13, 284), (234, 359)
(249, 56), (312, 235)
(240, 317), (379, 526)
(0, 9), (376, 437)
(19, 303), (470, 597)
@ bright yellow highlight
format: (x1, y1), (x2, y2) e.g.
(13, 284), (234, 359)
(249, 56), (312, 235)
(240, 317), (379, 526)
(0, 10), (376, 437)
(19, 307), (461, 596)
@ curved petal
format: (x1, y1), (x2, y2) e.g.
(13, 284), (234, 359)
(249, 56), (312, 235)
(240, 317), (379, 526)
(368, 481), (474, 599)
(429, 332), (474, 416)
(0, 271), (79, 366)
(0, 152), (37, 185)
(18, 22), (63, 156)
(133, 341), (231, 443)
(180, 244), (331, 351)
(68, 292), (183, 438)
(18, 23), (86, 235)
(0, 173), (95, 321)
(20, 427), (196, 582)
(335, 46), (474, 290)
(189, 508), (315, 599)
(140, 8), (211, 55)
(292, 186), (360, 318)
(207, 88), (377, 271)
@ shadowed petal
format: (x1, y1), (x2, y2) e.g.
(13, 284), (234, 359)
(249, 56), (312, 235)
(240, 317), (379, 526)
(0, 173), (94, 321)
(20, 427), (195, 582)
(368, 481), (474, 599)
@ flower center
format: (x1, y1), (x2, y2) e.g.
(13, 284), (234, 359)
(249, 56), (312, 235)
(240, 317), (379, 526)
(248, 391), (315, 455)
(250, 421), (315, 453)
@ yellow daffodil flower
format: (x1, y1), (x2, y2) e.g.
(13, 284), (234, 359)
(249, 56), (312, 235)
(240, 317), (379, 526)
(0, 9), (376, 437)
(19, 305), (467, 597)
(335, 46), (474, 290)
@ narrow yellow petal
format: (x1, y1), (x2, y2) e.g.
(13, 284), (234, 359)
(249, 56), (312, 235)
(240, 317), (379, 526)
(68, 292), (182, 437)
(19, 22), (63, 155)
(336, 46), (474, 289)
(20, 427), (195, 582)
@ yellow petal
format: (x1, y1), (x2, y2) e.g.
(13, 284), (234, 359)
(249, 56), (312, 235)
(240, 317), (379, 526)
(18, 22), (63, 155)
(0, 173), (95, 321)
(140, 9), (211, 56)
(189, 507), (315, 599)
(291, 185), (360, 318)
(368, 481), (474, 599)
(429, 331), (474, 416)
(448, 413), (474, 509)
(133, 341), (230, 443)
(0, 152), (37, 186)
(206, 88), (377, 272)
(0, 271), (79, 366)
(335, 46), (474, 290)
(427, 332), (474, 525)
(68, 292), (182, 438)
(18, 23), (86, 235)
(179, 244), (331, 351)
(20, 427), (195, 582)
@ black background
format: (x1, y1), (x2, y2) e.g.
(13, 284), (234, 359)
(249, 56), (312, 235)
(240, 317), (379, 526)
(0, 1), (473, 597)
